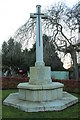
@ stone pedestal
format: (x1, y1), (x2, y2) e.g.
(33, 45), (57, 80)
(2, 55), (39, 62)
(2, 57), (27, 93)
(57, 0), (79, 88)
(18, 65), (64, 102)
(18, 82), (64, 102)
(3, 65), (78, 112)
(29, 65), (52, 85)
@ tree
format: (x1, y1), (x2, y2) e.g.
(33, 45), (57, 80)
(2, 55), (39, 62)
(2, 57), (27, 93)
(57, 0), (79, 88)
(2, 38), (23, 69)
(13, 2), (80, 79)
(21, 46), (36, 72)
(22, 34), (63, 71)
(2, 41), (8, 66)
(65, 2), (80, 79)
(43, 34), (63, 70)
(45, 2), (80, 80)
(2, 36), (63, 76)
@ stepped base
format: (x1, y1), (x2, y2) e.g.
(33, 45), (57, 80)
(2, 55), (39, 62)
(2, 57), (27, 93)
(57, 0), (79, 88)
(3, 65), (78, 112)
(17, 82), (64, 102)
(3, 92), (78, 112)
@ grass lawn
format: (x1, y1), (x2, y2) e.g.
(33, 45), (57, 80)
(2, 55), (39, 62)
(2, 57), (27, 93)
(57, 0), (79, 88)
(2, 89), (80, 119)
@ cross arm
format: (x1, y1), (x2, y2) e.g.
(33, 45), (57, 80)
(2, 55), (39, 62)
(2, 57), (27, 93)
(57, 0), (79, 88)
(30, 13), (48, 19)
(30, 13), (36, 18)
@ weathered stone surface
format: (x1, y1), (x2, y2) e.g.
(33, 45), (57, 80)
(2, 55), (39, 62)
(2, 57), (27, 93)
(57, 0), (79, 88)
(17, 82), (64, 90)
(18, 82), (64, 102)
(3, 92), (78, 112)
(29, 66), (52, 85)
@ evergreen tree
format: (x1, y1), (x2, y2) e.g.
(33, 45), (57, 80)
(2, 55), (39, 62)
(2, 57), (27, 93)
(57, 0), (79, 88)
(2, 38), (23, 69)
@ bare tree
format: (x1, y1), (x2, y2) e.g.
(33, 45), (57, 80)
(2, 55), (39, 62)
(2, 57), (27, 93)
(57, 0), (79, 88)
(45, 2), (80, 80)
(14, 2), (80, 80)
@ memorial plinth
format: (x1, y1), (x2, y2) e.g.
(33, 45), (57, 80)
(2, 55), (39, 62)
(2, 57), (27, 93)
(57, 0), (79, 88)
(18, 64), (64, 102)
(3, 5), (78, 113)
(18, 82), (63, 102)
(5, 61), (77, 112)
(29, 65), (52, 85)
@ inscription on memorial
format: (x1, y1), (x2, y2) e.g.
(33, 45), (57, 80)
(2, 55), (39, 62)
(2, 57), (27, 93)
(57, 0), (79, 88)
(37, 68), (45, 80)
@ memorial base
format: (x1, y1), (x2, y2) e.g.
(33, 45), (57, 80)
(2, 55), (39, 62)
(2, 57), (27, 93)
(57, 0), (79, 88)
(18, 82), (63, 102)
(3, 91), (78, 112)
(3, 66), (78, 112)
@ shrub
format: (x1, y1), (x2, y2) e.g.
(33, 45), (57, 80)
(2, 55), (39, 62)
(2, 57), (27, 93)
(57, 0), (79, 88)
(52, 78), (80, 93)
(2, 76), (80, 94)
(2, 76), (29, 89)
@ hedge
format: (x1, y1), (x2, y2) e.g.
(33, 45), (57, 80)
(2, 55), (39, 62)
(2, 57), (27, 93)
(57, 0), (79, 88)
(2, 76), (29, 89)
(52, 78), (80, 93)
(1, 77), (80, 93)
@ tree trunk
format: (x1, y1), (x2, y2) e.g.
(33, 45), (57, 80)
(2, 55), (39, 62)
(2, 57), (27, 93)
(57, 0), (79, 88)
(71, 50), (79, 80)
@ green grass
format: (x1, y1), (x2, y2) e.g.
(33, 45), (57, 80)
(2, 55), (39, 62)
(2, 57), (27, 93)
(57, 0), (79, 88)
(2, 89), (80, 119)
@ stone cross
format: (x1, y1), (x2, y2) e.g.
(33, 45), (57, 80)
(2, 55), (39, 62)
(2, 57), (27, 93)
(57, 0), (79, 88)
(30, 5), (48, 66)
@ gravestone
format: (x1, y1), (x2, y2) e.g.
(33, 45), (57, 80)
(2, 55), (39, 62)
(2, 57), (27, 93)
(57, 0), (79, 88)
(3, 5), (78, 112)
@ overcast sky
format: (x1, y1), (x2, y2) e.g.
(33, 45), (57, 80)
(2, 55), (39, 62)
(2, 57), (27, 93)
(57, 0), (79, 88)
(0, 0), (79, 48)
